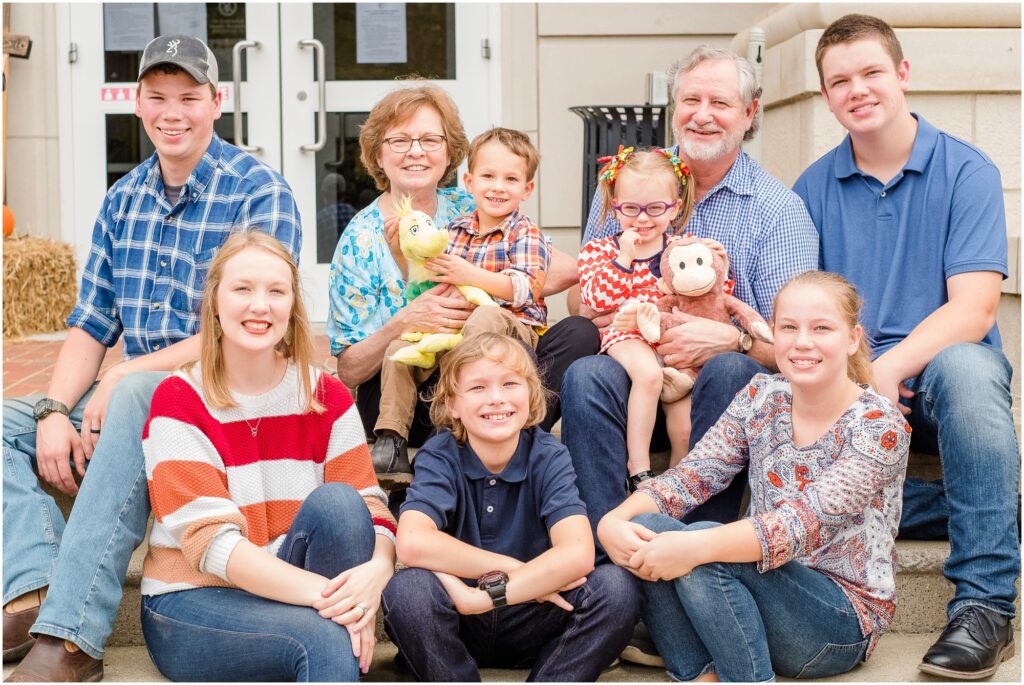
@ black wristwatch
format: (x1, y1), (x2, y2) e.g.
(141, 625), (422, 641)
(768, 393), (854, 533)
(477, 570), (509, 609)
(33, 398), (70, 422)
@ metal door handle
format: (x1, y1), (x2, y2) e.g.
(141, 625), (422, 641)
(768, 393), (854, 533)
(299, 38), (327, 152)
(232, 39), (261, 153)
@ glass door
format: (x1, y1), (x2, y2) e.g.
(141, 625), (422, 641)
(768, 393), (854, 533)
(64, 2), (283, 269)
(61, 3), (499, 323)
(279, 3), (499, 321)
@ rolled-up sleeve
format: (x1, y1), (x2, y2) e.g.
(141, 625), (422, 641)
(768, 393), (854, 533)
(503, 217), (549, 308)
(66, 193), (124, 346)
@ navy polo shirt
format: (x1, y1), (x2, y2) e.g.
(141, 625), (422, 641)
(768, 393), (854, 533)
(793, 114), (1007, 357)
(400, 427), (588, 566)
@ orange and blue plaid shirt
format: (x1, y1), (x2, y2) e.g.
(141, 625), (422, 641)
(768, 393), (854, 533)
(445, 210), (549, 328)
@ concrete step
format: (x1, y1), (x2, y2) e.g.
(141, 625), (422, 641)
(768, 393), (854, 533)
(41, 444), (1020, 649)
(5, 632), (1020, 682)
(104, 537), (1018, 650)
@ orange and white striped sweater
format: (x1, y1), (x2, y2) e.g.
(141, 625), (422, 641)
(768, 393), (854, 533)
(141, 363), (396, 597)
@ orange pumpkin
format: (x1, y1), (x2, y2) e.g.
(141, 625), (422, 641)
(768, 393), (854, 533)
(2, 205), (13, 238)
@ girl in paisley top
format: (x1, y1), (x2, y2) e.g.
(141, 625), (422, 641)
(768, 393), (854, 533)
(598, 271), (911, 682)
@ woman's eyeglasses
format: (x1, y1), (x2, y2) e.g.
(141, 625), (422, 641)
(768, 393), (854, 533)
(383, 135), (447, 153)
(611, 200), (678, 218)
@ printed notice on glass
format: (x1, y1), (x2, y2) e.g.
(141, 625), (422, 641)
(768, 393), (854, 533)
(104, 3), (155, 52)
(157, 4), (208, 43)
(356, 4), (407, 64)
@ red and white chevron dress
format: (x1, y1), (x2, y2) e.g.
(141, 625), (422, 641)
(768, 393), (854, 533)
(578, 234), (665, 354)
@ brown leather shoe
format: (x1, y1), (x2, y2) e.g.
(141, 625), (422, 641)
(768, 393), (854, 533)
(4, 636), (103, 682)
(2, 604), (37, 662)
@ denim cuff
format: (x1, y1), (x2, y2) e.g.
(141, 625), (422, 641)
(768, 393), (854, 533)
(667, 660), (715, 681)
(30, 624), (104, 661)
(948, 599), (1016, 622)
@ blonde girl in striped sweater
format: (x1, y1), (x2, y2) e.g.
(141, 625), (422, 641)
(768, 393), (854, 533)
(140, 231), (396, 682)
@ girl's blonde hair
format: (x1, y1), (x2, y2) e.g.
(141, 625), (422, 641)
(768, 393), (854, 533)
(599, 148), (695, 232)
(428, 333), (548, 444)
(185, 230), (324, 412)
(772, 271), (874, 387)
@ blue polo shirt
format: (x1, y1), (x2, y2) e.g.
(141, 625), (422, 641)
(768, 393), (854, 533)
(793, 114), (1007, 356)
(400, 427), (588, 568)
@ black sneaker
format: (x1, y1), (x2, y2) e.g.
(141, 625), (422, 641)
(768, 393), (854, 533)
(619, 620), (665, 668)
(919, 606), (1015, 679)
(371, 432), (411, 474)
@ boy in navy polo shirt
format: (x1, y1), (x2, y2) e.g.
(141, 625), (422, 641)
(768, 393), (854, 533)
(793, 14), (1017, 680)
(382, 333), (637, 681)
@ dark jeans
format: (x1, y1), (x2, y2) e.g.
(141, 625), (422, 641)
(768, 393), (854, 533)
(141, 484), (375, 682)
(381, 564), (639, 681)
(561, 352), (767, 557)
(357, 315), (600, 445)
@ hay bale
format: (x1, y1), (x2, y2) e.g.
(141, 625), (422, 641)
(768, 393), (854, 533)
(3, 235), (78, 339)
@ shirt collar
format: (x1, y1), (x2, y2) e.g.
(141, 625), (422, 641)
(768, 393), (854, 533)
(144, 134), (221, 205)
(833, 113), (937, 179)
(184, 134), (222, 201)
(458, 428), (532, 483)
(462, 209), (520, 237)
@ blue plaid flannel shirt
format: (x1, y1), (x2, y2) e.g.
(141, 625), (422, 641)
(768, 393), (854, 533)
(583, 149), (818, 318)
(67, 134), (302, 360)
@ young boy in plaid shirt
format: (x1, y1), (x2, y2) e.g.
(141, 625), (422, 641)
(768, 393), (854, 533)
(372, 127), (549, 472)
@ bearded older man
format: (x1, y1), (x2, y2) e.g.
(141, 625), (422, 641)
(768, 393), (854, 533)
(558, 45), (819, 667)
(563, 44), (818, 550)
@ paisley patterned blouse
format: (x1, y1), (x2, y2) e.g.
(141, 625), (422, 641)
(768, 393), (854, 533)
(326, 187), (475, 355)
(638, 373), (911, 654)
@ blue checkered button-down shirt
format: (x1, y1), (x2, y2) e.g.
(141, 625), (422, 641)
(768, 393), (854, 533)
(67, 135), (302, 360)
(583, 149), (817, 318)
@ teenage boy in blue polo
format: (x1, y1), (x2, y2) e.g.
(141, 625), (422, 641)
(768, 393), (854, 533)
(794, 14), (1018, 680)
(3, 35), (300, 681)
(382, 333), (637, 681)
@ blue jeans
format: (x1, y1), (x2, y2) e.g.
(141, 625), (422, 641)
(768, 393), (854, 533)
(895, 343), (1020, 619)
(141, 483), (374, 682)
(561, 353), (767, 556)
(636, 516), (868, 682)
(3, 371), (163, 659)
(381, 563), (639, 681)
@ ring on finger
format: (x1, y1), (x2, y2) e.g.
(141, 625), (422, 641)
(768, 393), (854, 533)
(90, 428), (102, 434)
(356, 603), (369, 617)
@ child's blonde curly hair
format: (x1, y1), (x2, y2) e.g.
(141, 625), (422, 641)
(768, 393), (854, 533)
(428, 333), (549, 444)
(598, 147), (695, 232)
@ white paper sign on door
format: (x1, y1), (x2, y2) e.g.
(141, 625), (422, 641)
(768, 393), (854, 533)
(157, 4), (208, 42)
(356, 3), (407, 64)
(104, 3), (155, 52)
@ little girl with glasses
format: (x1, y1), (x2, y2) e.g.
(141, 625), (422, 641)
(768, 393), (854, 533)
(577, 147), (695, 491)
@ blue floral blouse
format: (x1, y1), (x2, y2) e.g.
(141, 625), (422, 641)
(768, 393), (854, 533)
(326, 187), (475, 355)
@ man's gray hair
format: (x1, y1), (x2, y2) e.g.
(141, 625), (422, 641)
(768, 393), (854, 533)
(667, 45), (763, 142)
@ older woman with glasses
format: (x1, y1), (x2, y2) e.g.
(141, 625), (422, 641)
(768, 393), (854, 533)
(327, 83), (599, 474)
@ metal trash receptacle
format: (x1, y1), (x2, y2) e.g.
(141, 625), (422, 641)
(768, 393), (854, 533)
(569, 105), (668, 238)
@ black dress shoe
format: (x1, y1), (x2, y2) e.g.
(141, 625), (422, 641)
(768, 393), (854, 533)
(919, 606), (1015, 679)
